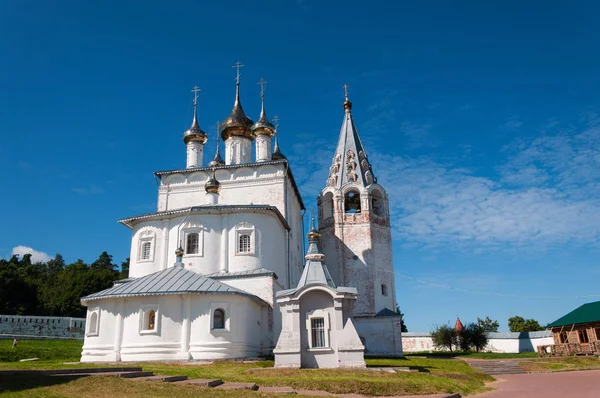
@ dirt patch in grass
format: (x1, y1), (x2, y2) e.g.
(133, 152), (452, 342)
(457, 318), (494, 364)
(519, 356), (600, 372)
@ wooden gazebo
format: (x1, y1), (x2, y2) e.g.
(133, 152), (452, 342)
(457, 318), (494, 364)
(538, 301), (600, 357)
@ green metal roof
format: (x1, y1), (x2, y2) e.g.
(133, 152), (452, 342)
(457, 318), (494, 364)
(547, 301), (600, 328)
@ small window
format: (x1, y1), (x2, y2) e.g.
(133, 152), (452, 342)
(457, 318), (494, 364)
(186, 232), (200, 254)
(311, 318), (326, 348)
(139, 306), (159, 334)
(381, 284), (388, 296)
(578, 329), (589, 344)
(235, 222), (255, 255)
(595, 328), (600, 341)
(147, 310), (155, 330)
(559, 331), (568, 343)
(140, 242), (151, 260)
(239, 234), (251, 253)
(213, 309), (225, 330)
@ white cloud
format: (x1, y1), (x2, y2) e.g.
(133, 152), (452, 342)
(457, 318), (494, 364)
(504, 115), (523, 130)
(72, 184), (104, 196)
(11, 246), (52, 263)
(377, 125), (600, 250)
(289, 114), (600, 252)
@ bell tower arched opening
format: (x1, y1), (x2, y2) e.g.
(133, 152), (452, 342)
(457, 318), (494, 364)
(371, 190), (384, 217)
(322, 192), (334, 219)
(344, 190), (361, 214)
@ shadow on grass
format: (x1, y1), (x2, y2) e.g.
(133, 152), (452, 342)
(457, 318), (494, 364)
(0, 374), (85, 392)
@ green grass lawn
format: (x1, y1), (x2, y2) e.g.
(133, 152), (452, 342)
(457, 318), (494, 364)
(0, 339), (495, 396)
(0, 339), (83, 362)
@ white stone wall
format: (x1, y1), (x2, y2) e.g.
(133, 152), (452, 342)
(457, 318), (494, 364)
(354, 316), (403, 357)
(81, 293), (267, 362)
(255, 135), (272, 162)
(158, 165), (286, 215)
(402, 331), (554, 353)
(225, 137), (253, 165)
(129, 212), (289, 284)
(0, 315), (85, 339)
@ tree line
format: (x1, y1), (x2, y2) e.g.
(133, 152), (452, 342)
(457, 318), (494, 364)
(0, 251), (128, 318)
(431, 316), (546, 353)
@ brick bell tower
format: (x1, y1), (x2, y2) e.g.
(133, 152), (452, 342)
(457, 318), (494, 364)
(317, 87), (397, 319)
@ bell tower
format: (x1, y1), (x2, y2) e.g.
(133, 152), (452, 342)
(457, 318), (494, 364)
(317, 87), (397, 318)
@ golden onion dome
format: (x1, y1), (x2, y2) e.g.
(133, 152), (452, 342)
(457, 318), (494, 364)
(221, 83), (254, 141)
(183, 104), (208, 144)
(205, 168), (221, 194)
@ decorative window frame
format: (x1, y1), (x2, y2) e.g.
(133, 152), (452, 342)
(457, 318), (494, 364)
(183, 227), (204, 257)
(306, 309), (331, 351)
(235, 222), (255, 256)
(86, 309), (100, 337)
(137, 230), (156, 263)
(210, 302), (231, 333)
(139, 305), (159, 335)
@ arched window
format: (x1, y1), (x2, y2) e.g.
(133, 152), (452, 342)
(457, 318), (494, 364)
(147, 310), (156, 330)
(138, 230), (156, 262)
(186, 232), (199, 254)
(344, 190), (361, 213)
(381, 283), (388, 296)
(371, 190), (384, 217)
(235, 222), (255, 255)
(213, 309), (225, 329)
(139, 306), (159, 334)
(322, 192), (334, 219)
(140, 242), (151, 260)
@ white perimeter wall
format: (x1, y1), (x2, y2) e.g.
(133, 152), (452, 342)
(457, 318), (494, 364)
(402, 331), (554, 353)
(0, 315), (85, 339)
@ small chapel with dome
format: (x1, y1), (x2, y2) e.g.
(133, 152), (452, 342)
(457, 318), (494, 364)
(79, 65), (403, 366)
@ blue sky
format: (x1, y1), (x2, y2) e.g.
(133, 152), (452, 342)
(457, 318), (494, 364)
(1, 1), (599, 332)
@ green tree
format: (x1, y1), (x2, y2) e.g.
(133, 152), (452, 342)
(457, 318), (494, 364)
(396, 305), (408, 333)
(431, 324), (458, 352)
(459, 323), (489, 352)
(477, 316), (500, 332)
(508, 316), (544, 332)
(91, 251), (116, 272)
(119, 258), (130, 280)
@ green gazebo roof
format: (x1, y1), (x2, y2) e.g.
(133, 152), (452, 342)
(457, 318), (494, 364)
(547, 301), (600, 328)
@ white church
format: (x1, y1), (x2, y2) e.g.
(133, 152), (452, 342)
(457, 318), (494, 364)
(80, 68), (403, 366)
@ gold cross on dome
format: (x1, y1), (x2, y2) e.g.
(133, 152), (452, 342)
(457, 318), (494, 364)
(232, 61), (244, 84)
(191, 85), (201, 105)
(258, 77), (267, 97)
(343, 84), (350, 100)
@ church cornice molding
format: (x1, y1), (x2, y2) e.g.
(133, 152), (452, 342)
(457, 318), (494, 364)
(160, 177), (285, 194)
(119, 205), (290, 231)
(155, 160), (305, 210)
